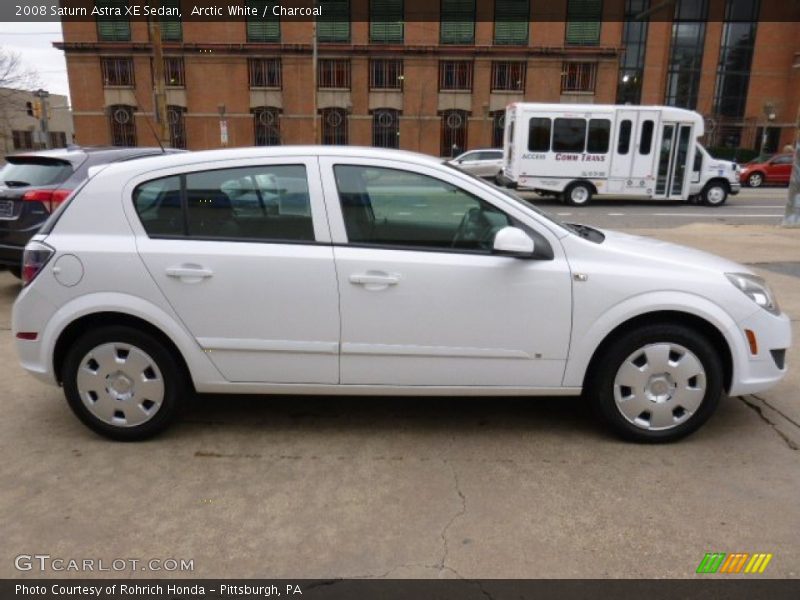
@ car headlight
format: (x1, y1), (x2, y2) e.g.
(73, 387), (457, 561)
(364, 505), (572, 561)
(726, 273), (780, 315)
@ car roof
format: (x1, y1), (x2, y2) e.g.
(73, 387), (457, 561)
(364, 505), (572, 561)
(92, 146), (447, 181)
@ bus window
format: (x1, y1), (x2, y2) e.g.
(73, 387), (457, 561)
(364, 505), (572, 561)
(587, 119), (611, 154)
(639, 120), (654, 154)
(528, 118), (551, 152)
(553, 118), (586, 153)
(617, 120), (632, 154)
(693, 146), (703, 172)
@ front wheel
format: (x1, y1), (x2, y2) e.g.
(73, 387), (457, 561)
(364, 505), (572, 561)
(587, 324), (723, 443)
(62, 326), (187, 441)
(564, 182), (593, 206)
(702, 182), (728, 206)
(747, 172), (763, 188)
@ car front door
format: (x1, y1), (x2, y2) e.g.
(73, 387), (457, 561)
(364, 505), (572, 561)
(127, 158), (340, 384)
(768, 155), (792, 184)
(319, 157), (573, 388)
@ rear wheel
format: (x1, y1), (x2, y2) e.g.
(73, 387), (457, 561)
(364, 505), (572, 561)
(587, 324), (723, 443)
(747, 172), (763, 188)
(62, 326), (187, 441)
(564, 181), (593, 206)
(702, 182), (728, 206)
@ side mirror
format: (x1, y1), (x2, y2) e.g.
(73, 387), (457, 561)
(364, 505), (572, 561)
(493, 226), (535, 257)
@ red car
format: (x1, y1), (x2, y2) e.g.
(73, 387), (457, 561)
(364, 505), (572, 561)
(739, 153), (793, 187)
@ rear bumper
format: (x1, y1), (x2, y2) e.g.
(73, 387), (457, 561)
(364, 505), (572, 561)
(0, 242), (24, 268)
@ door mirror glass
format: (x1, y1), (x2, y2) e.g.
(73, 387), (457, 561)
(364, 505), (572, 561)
(493, 226), (534, 257)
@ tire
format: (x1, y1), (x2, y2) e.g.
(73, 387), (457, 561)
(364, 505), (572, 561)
(702, 182), (728, 206)
(564, 181), (593, 206)
(747, 172), (763, 188)
(587, 323), (723, 443)
(62, 325), (187, 441)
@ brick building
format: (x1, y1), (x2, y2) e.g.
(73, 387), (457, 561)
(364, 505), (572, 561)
(56, 0), (800, 157)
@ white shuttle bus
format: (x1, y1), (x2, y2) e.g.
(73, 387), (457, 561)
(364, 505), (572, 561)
(498, 103), (740, 206)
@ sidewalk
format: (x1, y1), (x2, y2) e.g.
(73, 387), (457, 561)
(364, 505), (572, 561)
(627, 223), (800, 446)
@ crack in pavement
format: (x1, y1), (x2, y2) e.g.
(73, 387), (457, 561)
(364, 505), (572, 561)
(437, 461), (467, 574)
(752, 394), (800, 430)
(740, 395), (799, 451)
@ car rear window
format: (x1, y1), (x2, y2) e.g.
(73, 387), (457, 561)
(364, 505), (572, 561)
(0, 158), (73, 187)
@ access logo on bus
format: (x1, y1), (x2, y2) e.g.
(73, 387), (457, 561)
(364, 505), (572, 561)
(696, 552), (773, 574)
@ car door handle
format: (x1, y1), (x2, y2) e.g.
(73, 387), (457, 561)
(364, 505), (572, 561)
(349, 272), (400, 287)
(165, 265), (214, 280)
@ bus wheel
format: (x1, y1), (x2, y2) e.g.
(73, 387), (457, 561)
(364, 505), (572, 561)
(565, 182), (593, 206)
(702, 182), (728, 207)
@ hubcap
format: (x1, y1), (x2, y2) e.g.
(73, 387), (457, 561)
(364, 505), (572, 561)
(613, 343), (706, 431)
(571, 186), (589, 204)
(707, 186), (725, 204)
(76, 343), (165, 427)
(750, 174), (762, 187)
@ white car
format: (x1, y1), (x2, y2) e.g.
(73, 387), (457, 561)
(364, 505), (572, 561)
(12, 147), (791, 442)
(446, 149), (504, 179)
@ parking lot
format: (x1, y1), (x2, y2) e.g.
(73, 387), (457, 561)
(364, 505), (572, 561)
(1, 188), (798, 579)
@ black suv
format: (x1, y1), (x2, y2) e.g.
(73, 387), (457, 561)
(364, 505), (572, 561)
(0, 146), (184, 278)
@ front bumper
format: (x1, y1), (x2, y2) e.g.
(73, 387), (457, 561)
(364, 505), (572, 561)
(729, 181), (741, 195)
(729, 308), (792, 396)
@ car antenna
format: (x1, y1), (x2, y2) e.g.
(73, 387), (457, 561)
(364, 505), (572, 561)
(130, 86), (166, 153)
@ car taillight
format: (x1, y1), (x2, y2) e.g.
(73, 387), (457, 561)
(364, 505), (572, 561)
(22, 189), (72, 212)
(21, 241), (55, 286)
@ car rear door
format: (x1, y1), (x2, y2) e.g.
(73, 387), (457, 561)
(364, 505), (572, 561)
(127, 156), (341, 384)
(768, 155), (793, 183)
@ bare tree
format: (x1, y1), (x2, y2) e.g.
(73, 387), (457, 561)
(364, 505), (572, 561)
(0, 47), (42, 152)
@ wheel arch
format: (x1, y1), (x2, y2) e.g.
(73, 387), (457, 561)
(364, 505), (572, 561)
(703, 177), (731, 192)
(582, 310), (733, 394)
(53, 312), (194, 390)
(567, 179), (598, 195)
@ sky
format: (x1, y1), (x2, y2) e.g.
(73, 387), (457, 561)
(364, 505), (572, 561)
(0, 22), (70, 101)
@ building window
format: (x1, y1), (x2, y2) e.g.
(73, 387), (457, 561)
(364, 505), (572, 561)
(439, 61), (473, 91)
(95, 0), (130, 41)
(565, 0), (602, 46)
(440, 109), (468, 157)
(12, 130), (33, 150)
(249, 58), (282, 88)
(372, 109), (400, 148)
(561, 62), (597, 93)
(322, 108), (348, 145)
(318, 0), (350, 43)
(101, 57), (135, 87)
(617, 0), (649, 104)
(318, 59), (350, 89)
(491, 62), (526, 92)
(159, 0), (182, 41)
(109, 105), (136, 146)
(167, 106), (186, 149)
(253, 106), (281, 146)
(713, 0), (760, 121)
(164, 57), (185, 87)
(440, 0), (475, 45)
(246, 0), (281, 42)
(665, 0), (708, 109)
(369, 59), (403, 90)
(370, 0), (404, 43)
(494, 0), (529, 45)
(49, 131), (68, 148)
(491, 111), (506, 148)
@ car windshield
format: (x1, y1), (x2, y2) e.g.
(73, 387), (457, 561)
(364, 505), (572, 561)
(0, 159), (73, 187)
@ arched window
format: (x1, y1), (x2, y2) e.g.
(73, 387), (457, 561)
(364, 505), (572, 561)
(440, 109), (468, 157)
(321, 108), (348, 145)
(253, 106), (281, 146)
(167, 105), (186, 149)
(108, 104), (136, 147)
(372, 109), (399, 149)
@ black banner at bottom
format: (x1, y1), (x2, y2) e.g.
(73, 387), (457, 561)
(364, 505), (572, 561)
(4, 579), (800, 600)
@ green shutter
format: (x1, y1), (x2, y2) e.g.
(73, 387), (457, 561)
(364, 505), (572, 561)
(566, 0), (601, 45)
(370, 0), (404, 43)
(160, 0), (182, 41)
(494, 0), (528, 45)
(440, 0), (475, 44)
(318, 0), (351, 42)
(95, 0), (130, 41)
(247, 1), (281, 42)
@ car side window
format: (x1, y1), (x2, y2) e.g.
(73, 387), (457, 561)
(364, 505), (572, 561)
(333, 165), (513, 253)
(133, 165), (315, 242)
(774, 155), (792, 165)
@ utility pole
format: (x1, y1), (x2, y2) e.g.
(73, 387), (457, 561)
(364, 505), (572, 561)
(781, 59), (800, 227)
(34, 89), (50, 149)
(148, 9), (170, 147)
(312, 0), (319, 145)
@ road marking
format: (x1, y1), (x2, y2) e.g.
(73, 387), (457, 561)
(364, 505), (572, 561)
(557, 212), (572, 216)
(607, 213), (625, 216)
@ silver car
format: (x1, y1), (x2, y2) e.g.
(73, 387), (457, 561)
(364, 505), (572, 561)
(446, 149), (504, 179)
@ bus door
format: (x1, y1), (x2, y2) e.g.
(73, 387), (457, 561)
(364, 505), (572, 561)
(630, 110), (659, 184)
(609, 109), (638, 179)
(654, 122), (693, 199)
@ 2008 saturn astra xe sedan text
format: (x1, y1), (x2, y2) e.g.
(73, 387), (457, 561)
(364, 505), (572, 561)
(11, 147), (791, 441)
